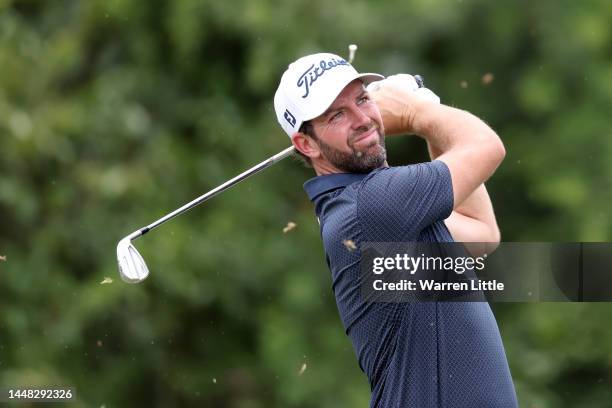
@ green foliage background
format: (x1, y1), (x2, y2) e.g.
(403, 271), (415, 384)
(1, 0), (611, 406)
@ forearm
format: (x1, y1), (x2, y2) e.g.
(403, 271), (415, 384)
(411, 102), (500, 156)
(373, 80), (503, 164)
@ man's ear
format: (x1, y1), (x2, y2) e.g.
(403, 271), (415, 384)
(292, 132), (321, 159)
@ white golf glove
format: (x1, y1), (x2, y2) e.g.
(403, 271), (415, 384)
(367, 74), (440, 104)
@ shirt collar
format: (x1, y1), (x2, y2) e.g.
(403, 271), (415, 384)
(303, 172), (370, 202)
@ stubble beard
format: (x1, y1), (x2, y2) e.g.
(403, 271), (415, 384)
(316, 124), (387, 174)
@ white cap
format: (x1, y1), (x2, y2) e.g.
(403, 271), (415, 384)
(274, 53), (384, 138)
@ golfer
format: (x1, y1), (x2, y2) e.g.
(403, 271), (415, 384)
(274, 53), (518, 407)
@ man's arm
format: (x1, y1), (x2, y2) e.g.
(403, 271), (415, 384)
(371, 82), (505, 208)
(428, 143), (501, 255)
(370, 82), (505, 254)
(407, 102), (505, 207)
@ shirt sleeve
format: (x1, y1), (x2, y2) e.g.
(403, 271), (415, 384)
(357, 160), (454, 241)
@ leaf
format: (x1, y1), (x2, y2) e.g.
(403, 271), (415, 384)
(283, 221), (297, 234)
(343, 240), (357, 251)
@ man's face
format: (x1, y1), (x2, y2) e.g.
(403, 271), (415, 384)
(309, 80), (386, 173)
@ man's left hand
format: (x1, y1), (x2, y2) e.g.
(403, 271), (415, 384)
(367, 74), (440, 136)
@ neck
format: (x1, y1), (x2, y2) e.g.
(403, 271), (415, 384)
(313, 160), (343, 176)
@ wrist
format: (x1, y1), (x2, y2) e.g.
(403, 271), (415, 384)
(401, 99), (430, 135)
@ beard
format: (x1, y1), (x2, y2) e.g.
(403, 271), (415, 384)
(316, 124), (387, 173)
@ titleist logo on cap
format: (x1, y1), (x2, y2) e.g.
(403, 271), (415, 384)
(297, 58), (350, 98)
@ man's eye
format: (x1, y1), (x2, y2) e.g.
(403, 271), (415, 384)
(358, 95), (370, 104)
(330, 111), (343, 122)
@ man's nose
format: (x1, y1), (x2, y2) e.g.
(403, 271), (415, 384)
(350, 105), (371, 129)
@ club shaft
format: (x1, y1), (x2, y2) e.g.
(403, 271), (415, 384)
(134, 146), (295, 239)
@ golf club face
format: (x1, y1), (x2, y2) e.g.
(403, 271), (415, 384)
(117, 237), (149, 283)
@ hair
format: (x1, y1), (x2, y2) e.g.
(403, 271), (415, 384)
(293, 121), (317, 168)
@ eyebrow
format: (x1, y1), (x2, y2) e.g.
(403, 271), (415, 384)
(322, 89), (368, 118)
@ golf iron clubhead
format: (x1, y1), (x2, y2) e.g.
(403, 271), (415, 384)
(117, 231), (149, 283)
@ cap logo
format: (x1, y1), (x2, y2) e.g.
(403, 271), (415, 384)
(283, 109), (297, 127)
(297, 58), (350, 98)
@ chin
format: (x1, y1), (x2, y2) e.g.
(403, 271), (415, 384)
(364, 137), (386, 155)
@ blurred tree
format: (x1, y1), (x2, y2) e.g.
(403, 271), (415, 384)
(1, 0), (611, 406)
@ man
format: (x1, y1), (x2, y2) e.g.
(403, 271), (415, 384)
(274, 53), (518, 407)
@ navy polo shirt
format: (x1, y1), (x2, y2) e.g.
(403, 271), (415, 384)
(304, 161), (517, 408)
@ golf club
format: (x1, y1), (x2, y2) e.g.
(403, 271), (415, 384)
(116, 146), (295, 283)
(117, 44), (362, 283)
(116, 44), (426, 284)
